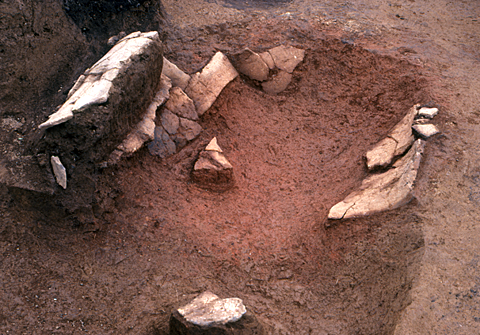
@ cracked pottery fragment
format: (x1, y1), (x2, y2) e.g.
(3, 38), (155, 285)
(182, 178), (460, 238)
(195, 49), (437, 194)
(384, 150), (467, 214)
(329, 139), (425, 220)
(177, 291), (246, 326)
(185, 52), (238, 115)
(365, 104), (418, 170)
(50, 156), (67, 189)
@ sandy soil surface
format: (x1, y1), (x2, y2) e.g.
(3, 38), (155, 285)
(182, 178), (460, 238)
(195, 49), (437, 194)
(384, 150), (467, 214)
(1, 0), (479, 334)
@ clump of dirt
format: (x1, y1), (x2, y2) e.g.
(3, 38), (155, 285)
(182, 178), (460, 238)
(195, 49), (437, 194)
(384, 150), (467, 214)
(0, 13), (434, 335)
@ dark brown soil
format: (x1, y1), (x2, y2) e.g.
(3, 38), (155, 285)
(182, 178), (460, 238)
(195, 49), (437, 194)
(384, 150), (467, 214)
(0, 9), (436, 333)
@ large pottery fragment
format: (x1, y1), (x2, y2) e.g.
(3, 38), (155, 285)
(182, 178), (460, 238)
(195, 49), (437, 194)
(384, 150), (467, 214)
(329, 139), (425, 220)
(107, 74), (171, 166)
(365, 104), (418, 170)
(162, 57), (191, 90)
(192, 137), (234, 191)
(165, 87), (199, 120)
(261, 71), (292, 95)
(185, 52), (238, 115)
(40, 31), (164, 164)
(169, 291), (265, 335)
(268, 45), (305, 73)
(231, 48), (270, 82)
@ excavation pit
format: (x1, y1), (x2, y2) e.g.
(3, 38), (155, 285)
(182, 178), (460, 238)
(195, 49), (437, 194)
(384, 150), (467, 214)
(105, 37), (430, 333)
(2, 26), (433, 334)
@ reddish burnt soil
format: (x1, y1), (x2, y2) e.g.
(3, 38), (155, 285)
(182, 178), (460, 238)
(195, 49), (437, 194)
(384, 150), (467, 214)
(1, 23), (433, 334)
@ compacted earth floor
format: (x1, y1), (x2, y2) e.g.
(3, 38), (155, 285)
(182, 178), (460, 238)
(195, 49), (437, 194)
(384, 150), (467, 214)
(1, 1), (480, 334)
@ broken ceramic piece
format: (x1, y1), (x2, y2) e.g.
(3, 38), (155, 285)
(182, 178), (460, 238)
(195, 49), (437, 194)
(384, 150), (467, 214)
(366, 104), (418, 170)
(412, 124), (440, 138)
(262, 70), (292, 94)
(259, 51), (275, 70)
(232, 48), (270, 82)
(161, 109), (180, 135)
(106, 74), (171, 166)
(154, 74), (173, 106)
(179, 118), (202, 141)
(185, 52), (238, 115)
(148, 126), (177, 158)
(365, 137), (397, 170)
(165, 87), (199, 120)
(417, 107), (438, 119)
(268, 45), (305, 73)
(162, 57), (191, 90)
(205, 137), (223, 152)
(329, 139), (424, 220)
(51, 156), (67, 189)
(177, 291), (246, 327)
(192, 138), (234, 191)
(39, 31), (162, 130)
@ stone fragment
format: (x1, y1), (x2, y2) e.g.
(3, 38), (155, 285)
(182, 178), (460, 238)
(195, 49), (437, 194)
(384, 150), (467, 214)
(262, 71), (292, 95)
(179, 118), (202, 141)
(205, 137), (223, 152)
(412, 124), (440, 138)
(40, 31), (163, 167)
(165, 87), (199, 120)
(329, 139), (424, 220)
(161, 109), (180, 135)
(366, 104), (418, 170)
(177, 291), (246, 326)
(231, 48), (270, 81)
(192, 139), (234, 191)
(185, 52), (238, 115)
(148, 126), (176, 158)
(417, 107), (438, 119)
(162, 57), (191, 90)
(51, 156), (67, 189)
(259, 51), (275, 70)
(268, 45), (305, 73)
